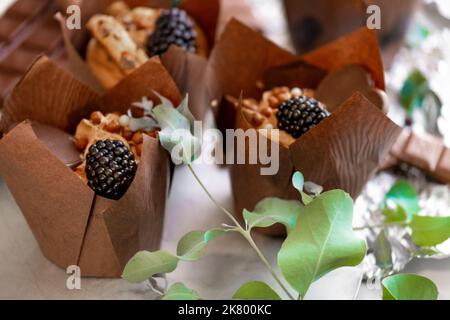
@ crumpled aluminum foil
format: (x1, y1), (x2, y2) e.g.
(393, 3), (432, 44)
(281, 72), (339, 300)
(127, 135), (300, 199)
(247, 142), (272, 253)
(356, 1), (450, 280)
(355, 165), (450, 280)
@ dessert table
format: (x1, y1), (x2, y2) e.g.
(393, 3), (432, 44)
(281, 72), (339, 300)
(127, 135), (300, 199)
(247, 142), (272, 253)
(1, 0), (450, 301)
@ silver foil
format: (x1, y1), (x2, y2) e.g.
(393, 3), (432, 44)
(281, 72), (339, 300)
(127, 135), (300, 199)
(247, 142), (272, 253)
(356, 166), (450, 280)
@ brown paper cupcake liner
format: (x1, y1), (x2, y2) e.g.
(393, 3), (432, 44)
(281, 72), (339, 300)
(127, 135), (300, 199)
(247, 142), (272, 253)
(0, 55), (179, 277)
(208, 20), (401, 236)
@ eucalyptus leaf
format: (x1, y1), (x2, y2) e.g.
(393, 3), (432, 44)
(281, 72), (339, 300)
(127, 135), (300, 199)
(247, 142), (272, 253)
(162, 283), (201, 300)
(233, 281), (281, 300)
(382, 274), (438, 300)
(411, 215), (450, 247)
(122, 251), (178, 283)
(243, 198), (303, 232)
(292, 172), (304, 193)
(151, 93), (201, 164)
(400, 70), (430, 114)
(413, 248), (440, 258)
(304, 181), (323, 197)
(291, 171), (313, 205)
(177, 229), (224, 261)
(278, 190), (367, 298)
(384, 181), (420, 220)
(374, 230), (393, 270)
(382, 204), (408, 223)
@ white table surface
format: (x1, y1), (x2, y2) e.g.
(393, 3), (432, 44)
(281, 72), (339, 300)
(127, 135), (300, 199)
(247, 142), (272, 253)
(1, 0), (450, 301)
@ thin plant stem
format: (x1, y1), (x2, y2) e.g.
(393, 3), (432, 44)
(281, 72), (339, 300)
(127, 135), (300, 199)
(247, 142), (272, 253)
(187, 164), (295, 300)
(187, 165), (242, 228)
(353, 272), (364, 300)
(240, 229), (296, 300)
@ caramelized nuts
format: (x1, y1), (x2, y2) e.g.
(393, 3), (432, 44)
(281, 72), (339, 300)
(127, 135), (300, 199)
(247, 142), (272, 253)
(75, 138), (89, 151)
(90, 111), (104, 125)
(132, 131), (143, 144)
(147, 130), (157, 138)
(242, 99), (258, 111)
(277, 93), (292, 103)
(130, 106), (145, 118)
(135, 143), (143, 157)
(252, 113), (265, 127)
(268, 96), (280, 109)
(261, 107), (273, 118)
(105, 119), (121, 133)
(122, 128), (134, 140)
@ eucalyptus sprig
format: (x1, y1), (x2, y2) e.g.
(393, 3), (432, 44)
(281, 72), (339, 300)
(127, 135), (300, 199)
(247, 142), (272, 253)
(121, 94), (443, 300)
(356, 180), (450, 248)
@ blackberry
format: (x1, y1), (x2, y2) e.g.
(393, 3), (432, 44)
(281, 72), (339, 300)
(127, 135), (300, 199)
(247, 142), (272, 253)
(276, 96), (329, 139)
(147, 8), (197, 56)
(85, 140), (137, 200)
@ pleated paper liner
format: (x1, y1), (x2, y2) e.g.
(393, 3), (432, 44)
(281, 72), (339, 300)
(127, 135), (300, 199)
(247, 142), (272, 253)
(232, 93), (401, 236)
(56, 0), (221, 120)
(0, 56), (180, 277)
(208, 19), (385, 104)
(208, 20), (400, 236)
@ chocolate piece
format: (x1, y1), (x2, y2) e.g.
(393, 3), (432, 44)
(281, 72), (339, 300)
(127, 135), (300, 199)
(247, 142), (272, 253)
(8, 122), (82, 169)
(436, 149), (450, 182)
(403, 133), (444, 172)
(0, 45), (42, 73)
(0, 0), (62, 110)
(315, 64), (386, 113)
(0, 16), (25, 40)
(390, 128), (411, 158)
(7, 0), (50, 19)
(384, 130), (450, 184)
(23, 18), (61, 51)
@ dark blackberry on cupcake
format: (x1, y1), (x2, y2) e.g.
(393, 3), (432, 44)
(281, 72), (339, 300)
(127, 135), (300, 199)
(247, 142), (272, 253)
(277, 96), (329, 139)
(147, 8), (198, 56)
(238, 86), (329, 147)
(86, 140), (137, 200)
(86, 1), (209, 90)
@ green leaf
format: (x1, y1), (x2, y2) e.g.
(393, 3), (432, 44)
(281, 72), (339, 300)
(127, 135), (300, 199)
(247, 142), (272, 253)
(233, 281), (281, 300)
(162, 283), (201, 300)
(243, 198), (303, 232)
(382, 274), (438, 300)
(382, 205), (408, 223)
(151, 93), (201, 164)
(292, 172), (304, 192)
(291, 171), (313, 205)
(400, 70), (430, 114)
(413, 247), (440, 258)
(411, 215), (450, 247)
(122, 251), (178, 283)
(304, 182), (323, 197)
(374, 230), (393, 270)
(384, 181), (420, 220)
(277, 190), (367, 297)
(176, 229), (224, 261)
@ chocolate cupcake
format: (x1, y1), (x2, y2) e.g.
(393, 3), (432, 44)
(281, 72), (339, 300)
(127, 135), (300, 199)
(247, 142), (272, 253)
(209, 20), (402, 236)
(0, 56), (180, 277)
(85, 2), (210, 90)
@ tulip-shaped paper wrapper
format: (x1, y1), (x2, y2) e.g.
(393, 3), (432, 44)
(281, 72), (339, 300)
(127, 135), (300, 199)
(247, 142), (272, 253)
(0, 55), (182, 277)
(208, 20), (402, 235)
